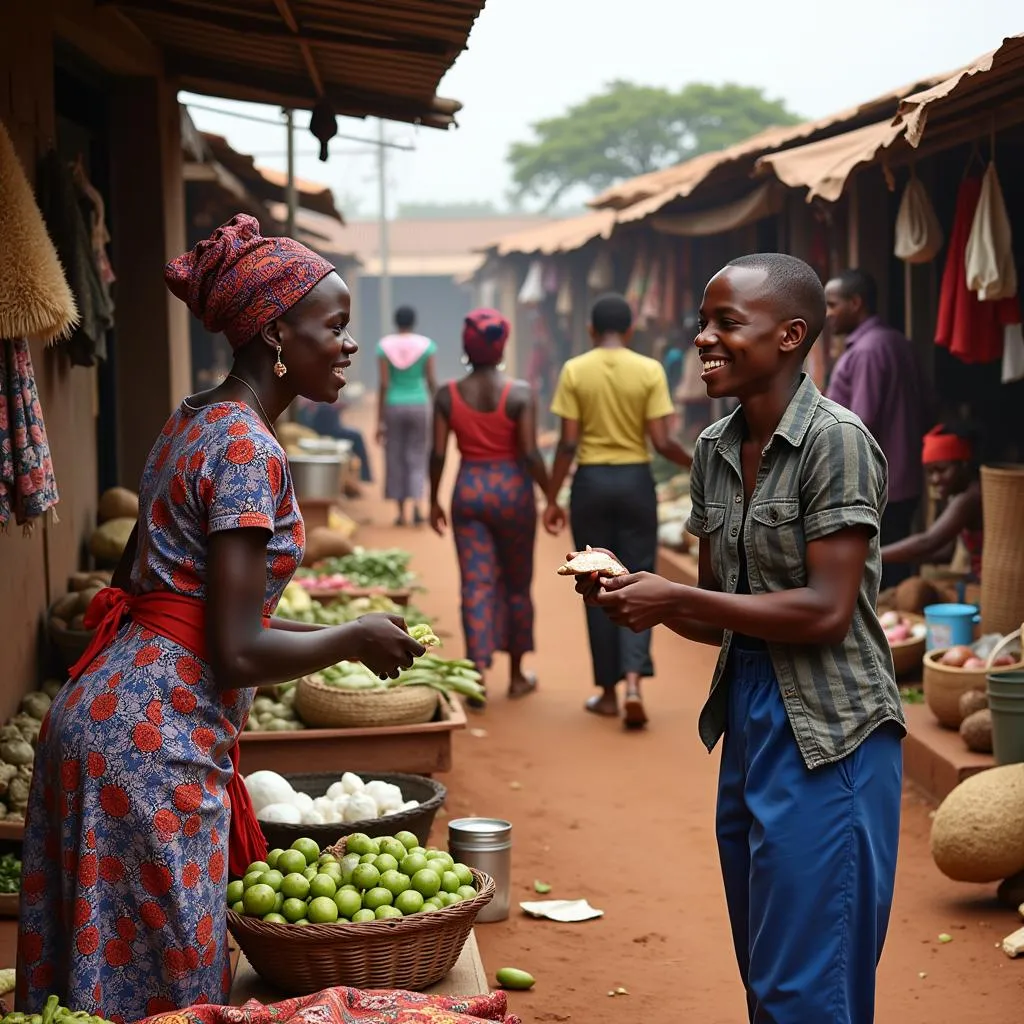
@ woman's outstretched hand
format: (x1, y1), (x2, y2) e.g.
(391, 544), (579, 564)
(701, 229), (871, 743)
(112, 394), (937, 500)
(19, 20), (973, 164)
(568, 547), (623, 605)
(354, 613), (425, 679)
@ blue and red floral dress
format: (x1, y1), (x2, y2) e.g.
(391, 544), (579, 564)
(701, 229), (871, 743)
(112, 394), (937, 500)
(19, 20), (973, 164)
(17, 401), (303, 1023)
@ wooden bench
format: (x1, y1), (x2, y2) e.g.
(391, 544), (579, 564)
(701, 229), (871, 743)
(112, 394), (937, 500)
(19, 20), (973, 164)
(229, 930), (489, 1005)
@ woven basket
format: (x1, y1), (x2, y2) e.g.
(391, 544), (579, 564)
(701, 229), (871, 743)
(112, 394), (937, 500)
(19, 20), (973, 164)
(980, 465), (1024, 636)
(258, 771), (446, 852)
(923, 644), (1024, 728)
(226, 839), (494, 994)
(887, 613), (927, 677)
(296, 675), (438, 729)
(47, 614), (94, 673)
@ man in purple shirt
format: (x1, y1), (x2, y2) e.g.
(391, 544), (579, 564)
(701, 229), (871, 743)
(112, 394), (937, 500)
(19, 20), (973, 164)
(825, 269), (925, 589)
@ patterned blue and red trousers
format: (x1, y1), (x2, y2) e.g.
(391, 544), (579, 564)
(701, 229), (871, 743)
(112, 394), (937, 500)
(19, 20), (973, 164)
(451, 460), (536, 668)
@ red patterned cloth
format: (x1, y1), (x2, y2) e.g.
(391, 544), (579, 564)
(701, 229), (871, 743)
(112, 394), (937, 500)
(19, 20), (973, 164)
(141, 987), (521, 1024)
(165, 215), (334, 349)
(462, 309), (510, 368)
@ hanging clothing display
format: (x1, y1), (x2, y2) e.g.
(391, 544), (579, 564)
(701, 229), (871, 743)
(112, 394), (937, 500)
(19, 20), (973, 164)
(935, 176), (1020, 365)
(36, 149), (115, 367)
(555, 276), (573, 316)
(893, 173), (944, 264)
(72, 156), (117, 288)
(964, 161), (1017, 301)
(624, 246), (650, 316)
(661, 243), (678, 325)
(639, 255), (663, 326)
(1003, 323), (1024, 385)
(517, 260), (544, 305)
(587, 249), (614, 291)
(0, 336), (60, 531)
(0, 120), (78, 344)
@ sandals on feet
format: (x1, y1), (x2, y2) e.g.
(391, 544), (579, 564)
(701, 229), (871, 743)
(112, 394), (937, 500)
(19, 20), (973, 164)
(623, 692), (648, 730)
(584, 693), (619, 717)
(508, 673), (538, 700)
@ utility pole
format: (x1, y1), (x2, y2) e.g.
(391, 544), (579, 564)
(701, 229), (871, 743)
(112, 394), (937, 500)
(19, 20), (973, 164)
(284, 108), (297, 237)
(377, 117), (391, 338)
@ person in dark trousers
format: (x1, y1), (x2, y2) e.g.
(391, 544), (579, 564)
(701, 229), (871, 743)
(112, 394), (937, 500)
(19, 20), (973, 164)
(824, 268), (925, 588)
(574, 254), (904, 1023)
(293, 395), (373, 483)
(544, 293), (692, 729)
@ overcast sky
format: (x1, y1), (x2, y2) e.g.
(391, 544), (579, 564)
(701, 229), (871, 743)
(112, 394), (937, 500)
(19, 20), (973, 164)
(180, 2), (1020, 220)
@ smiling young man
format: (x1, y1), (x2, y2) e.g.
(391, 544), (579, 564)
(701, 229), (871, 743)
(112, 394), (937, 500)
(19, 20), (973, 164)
(576, 254), (905, 1023)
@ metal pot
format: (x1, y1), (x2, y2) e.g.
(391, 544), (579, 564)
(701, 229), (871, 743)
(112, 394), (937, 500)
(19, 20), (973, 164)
(287, 453), (344, 499)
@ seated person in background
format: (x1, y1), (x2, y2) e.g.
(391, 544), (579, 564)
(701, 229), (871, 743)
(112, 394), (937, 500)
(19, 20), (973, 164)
(294, 395), (373, 484)
(881, 423), (982, 580)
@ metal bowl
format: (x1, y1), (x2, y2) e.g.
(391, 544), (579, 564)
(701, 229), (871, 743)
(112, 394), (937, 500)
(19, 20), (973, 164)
(287, 453), (344, 499)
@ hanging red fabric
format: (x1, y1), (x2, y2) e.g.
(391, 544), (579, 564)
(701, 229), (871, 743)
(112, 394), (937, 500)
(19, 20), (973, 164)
(70, 587), (268, 879)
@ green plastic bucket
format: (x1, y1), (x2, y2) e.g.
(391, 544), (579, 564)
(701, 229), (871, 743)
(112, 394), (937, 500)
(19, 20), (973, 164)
(987, 671), (1024, 765)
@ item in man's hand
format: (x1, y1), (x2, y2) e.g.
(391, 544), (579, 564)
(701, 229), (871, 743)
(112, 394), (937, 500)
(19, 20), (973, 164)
(556, 546), (628, 578)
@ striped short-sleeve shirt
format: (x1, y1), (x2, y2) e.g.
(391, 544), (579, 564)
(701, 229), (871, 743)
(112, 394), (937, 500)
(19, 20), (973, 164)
(686, 373), (906, 769)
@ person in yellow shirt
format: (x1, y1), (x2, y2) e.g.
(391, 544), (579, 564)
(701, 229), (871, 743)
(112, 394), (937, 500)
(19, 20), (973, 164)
(545, 293), (692, 728)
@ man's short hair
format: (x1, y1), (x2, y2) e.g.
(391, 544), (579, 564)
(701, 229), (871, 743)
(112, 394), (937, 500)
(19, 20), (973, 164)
(590, 293), (633, 336)
(829, 268), (878, 315)
(727, 253), (827, 348)
(394, 305), (416, 329)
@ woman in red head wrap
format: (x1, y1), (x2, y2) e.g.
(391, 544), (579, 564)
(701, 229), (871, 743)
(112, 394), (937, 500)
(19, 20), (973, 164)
(428, 309), (554, 703)
(17, 216), (424, 1022)
(881, 423), (984, 579)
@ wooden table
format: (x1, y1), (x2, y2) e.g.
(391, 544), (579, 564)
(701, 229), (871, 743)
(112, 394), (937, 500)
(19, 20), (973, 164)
(229, 931), (488, 1005)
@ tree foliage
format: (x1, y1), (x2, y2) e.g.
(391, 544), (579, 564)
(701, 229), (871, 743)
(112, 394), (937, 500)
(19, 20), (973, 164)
(507, 81), (802, 209)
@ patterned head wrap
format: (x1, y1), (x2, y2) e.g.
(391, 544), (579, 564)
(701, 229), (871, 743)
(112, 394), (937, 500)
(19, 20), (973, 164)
(164, 214), (335, 349)
(462, 308), (510, 367)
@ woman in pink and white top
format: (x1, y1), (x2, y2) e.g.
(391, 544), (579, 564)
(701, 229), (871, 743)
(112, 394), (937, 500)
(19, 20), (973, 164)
(376, 305), (437, 526)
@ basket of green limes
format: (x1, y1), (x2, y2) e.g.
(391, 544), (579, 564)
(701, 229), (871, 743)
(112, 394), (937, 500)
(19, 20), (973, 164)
(225, 832), (494, 993)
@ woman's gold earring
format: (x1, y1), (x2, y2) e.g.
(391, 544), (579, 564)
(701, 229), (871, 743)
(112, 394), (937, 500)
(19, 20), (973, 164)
(274, 345), (288, 378)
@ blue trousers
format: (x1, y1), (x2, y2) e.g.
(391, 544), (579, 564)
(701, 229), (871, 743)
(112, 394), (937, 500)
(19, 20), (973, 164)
(716, 646), (902, 1024)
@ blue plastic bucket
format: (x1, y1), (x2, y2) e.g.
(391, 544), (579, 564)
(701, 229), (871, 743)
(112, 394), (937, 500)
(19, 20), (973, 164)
(923, 603), (980, 651)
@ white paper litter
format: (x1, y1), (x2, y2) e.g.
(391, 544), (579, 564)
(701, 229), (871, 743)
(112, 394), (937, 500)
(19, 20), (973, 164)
(519, 899), (605, 922)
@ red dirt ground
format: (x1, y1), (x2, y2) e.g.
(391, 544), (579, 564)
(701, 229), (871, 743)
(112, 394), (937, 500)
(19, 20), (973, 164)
(347, 465), (1024, 1023)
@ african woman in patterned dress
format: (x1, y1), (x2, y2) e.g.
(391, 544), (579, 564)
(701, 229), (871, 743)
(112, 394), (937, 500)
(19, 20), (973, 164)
(428, 310), (553, 704)
(16, 216), (425, 1022)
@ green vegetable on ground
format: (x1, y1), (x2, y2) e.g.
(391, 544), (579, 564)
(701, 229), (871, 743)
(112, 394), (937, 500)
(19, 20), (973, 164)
(496, 967), (536, 990)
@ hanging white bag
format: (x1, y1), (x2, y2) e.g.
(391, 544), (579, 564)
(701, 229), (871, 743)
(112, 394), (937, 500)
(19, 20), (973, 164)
(1003, 323), (1024, 385)
(518, 260), (544, 305)
(965, 161), (1018, 301)
(893, 174), (944, 264)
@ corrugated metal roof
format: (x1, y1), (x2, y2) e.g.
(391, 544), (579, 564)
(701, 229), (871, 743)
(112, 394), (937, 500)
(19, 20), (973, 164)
(588, 69), (957, 213)
(338, 216), (552, 261)
(102, 0), (486, 129)
(483, 210), (617, 257)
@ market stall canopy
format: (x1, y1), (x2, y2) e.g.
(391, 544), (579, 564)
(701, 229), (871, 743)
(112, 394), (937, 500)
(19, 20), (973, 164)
(587, 70), (955, 215)
(644, 182), (785, 236)
(98, 0), (486, 130)
(483, 210), (617, 257)
(753, 33), (1024, 203)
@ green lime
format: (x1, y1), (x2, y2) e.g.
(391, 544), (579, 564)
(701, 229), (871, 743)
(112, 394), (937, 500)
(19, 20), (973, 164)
(259, 869), (284, 892)
(320, 862), (343, 884)
(496, 967), (535, 991)
(394, 890), (424, 915)
(439, 892), (461, 907)
(419, 902), (438, 913)
(334, 889), (362, 918)
(281, 872), (310, 901)
(262, 912), (287, 924)
(303, 865), (318, 881)
(400, 852), (429, 876)
(277, 849), (308, 876)
(375, 905), (403, 920)
(378, 838), (407, 862)
(362, 886), (393, 911)
(243, 883), (277, 917)
(231, 900), (245, 914)
(242, 871), (264, 891)
(426, 850), (452, 866)
(380, 870), (411, 897)
(453, 863), (474, 886)
(281, 897), (308, 923)
(351, 909), (376, 923)
(411, 869), (442, 898)
(359, 853), (377, 865)
(318, 853), (339, 865)
(273, 892), (285, 913)
(307, 896), (339, 923)
(266, 849), (284, 870)
(245, 861), (271, 877)
(226, 880), (245, 905)
(345, 833), (378, 857)
(352, 863), (381, 891)
(308, 873), (338, 900)
(373, 853), (400, 874)
(395, 831), (419, 851)
(339, 883), (359, 893)
(457, 885), (478, 901)
(410, 846), (427, 857)
(291, 838), (321, 865)
(294, 918), (310, 926)
(423, 897), (444, 910)
(440, 871), (461, 894)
